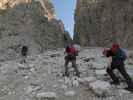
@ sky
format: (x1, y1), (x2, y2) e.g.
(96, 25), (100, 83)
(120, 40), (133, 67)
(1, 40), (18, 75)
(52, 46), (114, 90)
(52, 0), (77, 39)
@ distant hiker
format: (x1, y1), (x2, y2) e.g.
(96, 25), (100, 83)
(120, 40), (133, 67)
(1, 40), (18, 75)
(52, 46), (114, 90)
(21, 45), (28, 63)
(64, 43), (80, 77)
(103, 43), (133, 91)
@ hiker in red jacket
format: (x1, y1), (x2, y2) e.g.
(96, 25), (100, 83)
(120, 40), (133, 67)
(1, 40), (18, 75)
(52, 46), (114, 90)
(64, 43), (80, 77)
(103, 43), (133, 91)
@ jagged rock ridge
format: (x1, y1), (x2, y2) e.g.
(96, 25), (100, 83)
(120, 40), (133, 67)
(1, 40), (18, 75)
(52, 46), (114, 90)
(74, 0), (133, 48)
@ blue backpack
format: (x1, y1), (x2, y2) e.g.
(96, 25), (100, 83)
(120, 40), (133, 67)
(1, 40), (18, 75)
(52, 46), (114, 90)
(119, 48), (127, 61)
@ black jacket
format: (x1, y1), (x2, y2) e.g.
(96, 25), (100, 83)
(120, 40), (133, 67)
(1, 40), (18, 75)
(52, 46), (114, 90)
(21, 46), (28, 56)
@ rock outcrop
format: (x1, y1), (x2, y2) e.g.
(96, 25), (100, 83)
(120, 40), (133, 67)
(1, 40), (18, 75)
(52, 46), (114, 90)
(0, 0), (71, 60)
(0, 0), (55, 20)
(74, 0), (133, 48)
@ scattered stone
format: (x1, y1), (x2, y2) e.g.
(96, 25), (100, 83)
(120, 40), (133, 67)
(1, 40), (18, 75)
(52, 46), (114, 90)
(36, 92), (58, 99)
(89, 80), (112, 96)
(64, 77), (72, 86)
(84, 57), (95, 62)
(65, 91), (75, 97)
(18, 63), (30, 70)
(95, 70), (106, 75)
(30, 68), (36, 73)
(30, 81), (42, 86)
(26, 86), (33, 94)
(126, 64), (133, 69)
(127, 59), (133, 65)
(58, 79), (64, 83)
(0, 62), (18, 75)
(118, 89), (130, 94)
(0, 48), (132, 99)
(127, 70), (133, 77)
(95, 70), (107, 79)
(61, 84), (67, 90)
(72, 77), (79, 87)
(28, 64), (35, 68)
(26, 85), (42, 94)
(20, 71), (29, 77)
(79, 77), (96, 85)
(50, 54), (61, 58)
(52, 84), (58, 89)
(92, 62), (106, 70)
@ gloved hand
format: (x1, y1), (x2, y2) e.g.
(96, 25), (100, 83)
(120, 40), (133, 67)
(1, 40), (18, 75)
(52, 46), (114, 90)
(107, 63), (111, 69)
(102, 48), (107, 56)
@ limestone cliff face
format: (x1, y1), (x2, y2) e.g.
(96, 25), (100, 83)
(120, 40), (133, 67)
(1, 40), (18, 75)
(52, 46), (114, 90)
(0, 0), (71, 60)
(0, 0), (55, 20)
(74, 0), (133, 48)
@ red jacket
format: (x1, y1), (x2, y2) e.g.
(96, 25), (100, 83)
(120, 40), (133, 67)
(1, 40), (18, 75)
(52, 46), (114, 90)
(66, 46), (76, 56)
(111, 43), (120, 54)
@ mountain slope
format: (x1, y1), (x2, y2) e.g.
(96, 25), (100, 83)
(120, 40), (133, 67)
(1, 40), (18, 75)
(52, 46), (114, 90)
(0, 0), (71, 60)
(0, 47), (132, 99)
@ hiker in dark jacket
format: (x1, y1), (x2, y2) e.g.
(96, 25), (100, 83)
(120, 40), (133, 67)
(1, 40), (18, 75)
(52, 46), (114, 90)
(103, 43), (133, 91)
(64, 43), (80, 77)
(21, 45), (28, 63)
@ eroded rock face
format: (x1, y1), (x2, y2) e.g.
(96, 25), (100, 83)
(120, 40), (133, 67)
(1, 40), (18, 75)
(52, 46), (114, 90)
(0, 0), (32, 10)
(74, 0), (133, 48)
(0, 0), (55, 20)
(0, 0), (71, 60)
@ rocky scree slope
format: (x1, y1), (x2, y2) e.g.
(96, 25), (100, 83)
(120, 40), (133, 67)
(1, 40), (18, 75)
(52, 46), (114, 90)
(0, 48), (132, 100)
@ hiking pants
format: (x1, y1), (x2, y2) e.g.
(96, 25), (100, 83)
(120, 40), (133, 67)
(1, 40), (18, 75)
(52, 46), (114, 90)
(106, 61), (133, 88)
(64, 56), (80, 77)
(21, 55), (27, 63)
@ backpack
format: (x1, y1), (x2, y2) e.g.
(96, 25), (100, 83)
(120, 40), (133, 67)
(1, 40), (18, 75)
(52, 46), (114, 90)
(66, 45), (77, 57)
(119, 48), (127, 61)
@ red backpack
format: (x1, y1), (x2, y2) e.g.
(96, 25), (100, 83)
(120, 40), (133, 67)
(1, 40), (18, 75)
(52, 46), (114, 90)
(66, 46), (76, 56)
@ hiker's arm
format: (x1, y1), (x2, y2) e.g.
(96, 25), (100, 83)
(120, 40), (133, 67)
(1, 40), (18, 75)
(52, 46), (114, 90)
(64, 48), (68, 54)
(106, 50), (114, 57)
(64, 49), (66, 54)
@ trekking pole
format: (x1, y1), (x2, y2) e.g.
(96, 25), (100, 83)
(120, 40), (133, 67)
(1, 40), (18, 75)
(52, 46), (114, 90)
(112, 32), (118, 44)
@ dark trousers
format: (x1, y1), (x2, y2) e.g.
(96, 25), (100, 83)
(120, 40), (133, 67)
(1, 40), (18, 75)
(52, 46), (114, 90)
(21, 55), (27, 64)
(64, 56), (80, 77)
(106, 61), (133, 88)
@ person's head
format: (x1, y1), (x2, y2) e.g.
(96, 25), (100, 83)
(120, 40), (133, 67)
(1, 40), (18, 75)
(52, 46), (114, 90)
(111, 43), (120, 54)
(69, 41), (74, 47)
(112, 32), (117, 35)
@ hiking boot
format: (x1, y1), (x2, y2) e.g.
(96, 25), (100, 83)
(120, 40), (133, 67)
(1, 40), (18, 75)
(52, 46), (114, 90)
(110, 81), (120, 85)
(124, 87), (133, 92)
(63, 72), (69, 77)
(75, 72), (80, 77)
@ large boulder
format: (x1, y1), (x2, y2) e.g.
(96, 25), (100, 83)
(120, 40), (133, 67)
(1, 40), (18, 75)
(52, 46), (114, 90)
(89, 80), (112, 96)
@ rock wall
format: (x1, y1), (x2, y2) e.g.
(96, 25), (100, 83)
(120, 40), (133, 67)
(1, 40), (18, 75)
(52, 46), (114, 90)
(74, 0), (133, 48)
(0, 0), (55, 20)
(0, 0), (71, 60)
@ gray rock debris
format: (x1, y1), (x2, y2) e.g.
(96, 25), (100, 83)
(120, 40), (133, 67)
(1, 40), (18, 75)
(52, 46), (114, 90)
(65, 91), (75, 97)
(36, 92), (58, 99)
(89, 80), (112, 96)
